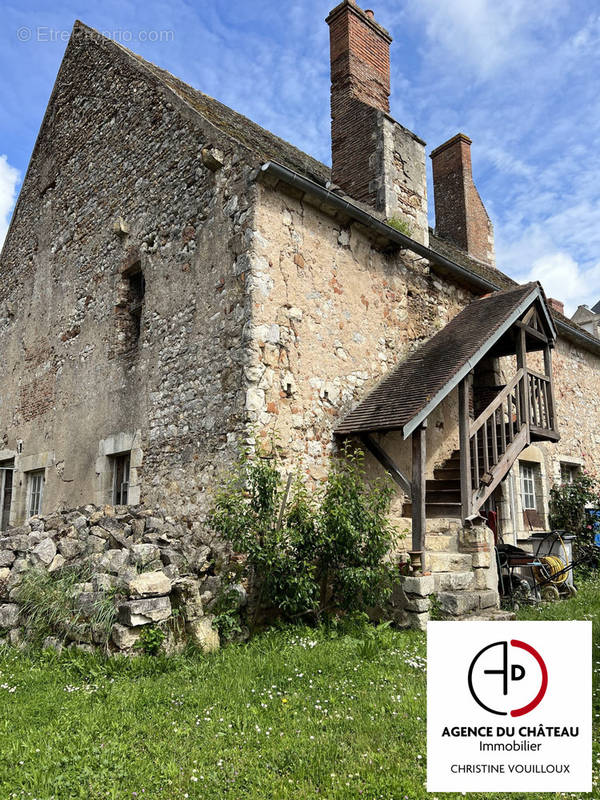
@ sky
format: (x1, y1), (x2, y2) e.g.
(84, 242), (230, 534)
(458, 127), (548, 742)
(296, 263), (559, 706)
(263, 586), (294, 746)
(1, 0), (599, 315)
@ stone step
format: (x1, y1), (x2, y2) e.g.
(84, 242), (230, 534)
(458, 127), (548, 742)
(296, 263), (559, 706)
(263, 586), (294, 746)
(437, 589), (499, 617)
(424, 533), (458, 553)
(459, 609), (516, 622)
(427, 552), (472, 573)
(434, 570), (475, 591)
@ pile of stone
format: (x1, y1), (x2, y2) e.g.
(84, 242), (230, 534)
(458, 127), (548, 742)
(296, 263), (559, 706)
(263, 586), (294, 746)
(0, 505), (243, 654)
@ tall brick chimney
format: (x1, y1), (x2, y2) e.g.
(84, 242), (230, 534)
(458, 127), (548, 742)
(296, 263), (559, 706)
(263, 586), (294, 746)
(326, 1), (428, 244)
(430, 133), (495, 265)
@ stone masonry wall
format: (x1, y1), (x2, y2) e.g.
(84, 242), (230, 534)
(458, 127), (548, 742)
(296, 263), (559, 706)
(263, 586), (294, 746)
(0, 29), (256, 524)
(244, 182), (474, 527)
(0, 504), (241, 654)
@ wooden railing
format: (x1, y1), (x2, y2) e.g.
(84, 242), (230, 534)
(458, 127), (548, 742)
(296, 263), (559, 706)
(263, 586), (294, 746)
(459, 367), (556, 518)
(528, 369), (555, 432)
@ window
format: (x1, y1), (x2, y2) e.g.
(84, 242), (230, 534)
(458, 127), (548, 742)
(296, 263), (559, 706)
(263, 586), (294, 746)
(111, 453), (130, 505)
(127, 270), (145, 341)
(560, 462), (581, 485)
(0, 460), (14, 531)
(521, 464), (536, 510)
(27, 471), (44, 518)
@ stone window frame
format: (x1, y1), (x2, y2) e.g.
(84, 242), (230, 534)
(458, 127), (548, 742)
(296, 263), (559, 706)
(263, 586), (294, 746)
(0, 456), (15, 532)
(520, 463), (537, 510)
(556, 455), (584, 486)
(96, 432), (142, 507)
(8, 450), (54, 527)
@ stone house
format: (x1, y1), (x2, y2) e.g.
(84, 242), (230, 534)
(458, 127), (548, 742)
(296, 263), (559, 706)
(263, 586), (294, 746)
(1, 0), (599, 616)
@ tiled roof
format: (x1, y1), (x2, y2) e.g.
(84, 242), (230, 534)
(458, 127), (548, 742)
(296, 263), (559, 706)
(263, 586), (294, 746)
(335, 283), (543, 437)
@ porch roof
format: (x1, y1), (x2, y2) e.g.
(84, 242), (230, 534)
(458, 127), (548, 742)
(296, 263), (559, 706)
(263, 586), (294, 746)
(335, 282), (555, 440)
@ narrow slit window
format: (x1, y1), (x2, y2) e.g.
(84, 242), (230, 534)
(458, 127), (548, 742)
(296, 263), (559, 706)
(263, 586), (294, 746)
(128, 270), (145, 341)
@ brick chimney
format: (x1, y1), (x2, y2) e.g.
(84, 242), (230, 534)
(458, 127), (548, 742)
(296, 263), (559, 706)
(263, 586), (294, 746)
(430, 133), (495, 265)
(326, 1), (428, 244)
(548, 297), (565, 315)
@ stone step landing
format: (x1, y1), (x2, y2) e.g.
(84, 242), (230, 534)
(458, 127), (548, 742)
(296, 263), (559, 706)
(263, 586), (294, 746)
(436, 588), (498, 618)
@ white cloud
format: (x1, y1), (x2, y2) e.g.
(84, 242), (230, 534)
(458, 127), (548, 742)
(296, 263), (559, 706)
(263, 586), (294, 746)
(509, 251), (600, 316)
(405, 0), (566, 80)
(0, 155), (20, 249)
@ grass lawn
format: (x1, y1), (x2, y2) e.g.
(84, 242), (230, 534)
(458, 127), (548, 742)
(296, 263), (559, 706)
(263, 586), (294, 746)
(0, 577), (598, 800)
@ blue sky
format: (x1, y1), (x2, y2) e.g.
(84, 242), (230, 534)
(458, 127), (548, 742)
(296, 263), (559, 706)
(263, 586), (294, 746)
(1, 0), (599, 315)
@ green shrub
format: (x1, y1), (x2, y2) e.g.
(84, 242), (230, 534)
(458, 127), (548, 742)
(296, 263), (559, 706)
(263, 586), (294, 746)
(549, 472), (600, 559)
(386, 216), (412, 237)
(134, 625), (166, 655)
(210, 444), (399, 628)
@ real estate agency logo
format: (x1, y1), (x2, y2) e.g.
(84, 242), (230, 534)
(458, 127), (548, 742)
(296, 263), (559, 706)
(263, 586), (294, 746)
(468, 640), (548, 717)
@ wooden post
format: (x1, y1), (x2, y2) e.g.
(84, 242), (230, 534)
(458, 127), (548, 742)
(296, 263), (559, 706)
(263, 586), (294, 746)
(458, 375), (472, 521)
(544, 345), (557, 432)
(516, 326), (530, 432)
(411, 422), (427, 562)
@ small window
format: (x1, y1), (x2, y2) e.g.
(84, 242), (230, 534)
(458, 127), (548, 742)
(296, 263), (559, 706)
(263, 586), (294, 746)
(127, 270), (145, 341)
(111, 453), (130, 506)
(0, 460), (14, 531)
(27, 470), (45, 518)
(560, 462), (581, 485)
(521, 464), (536, 510)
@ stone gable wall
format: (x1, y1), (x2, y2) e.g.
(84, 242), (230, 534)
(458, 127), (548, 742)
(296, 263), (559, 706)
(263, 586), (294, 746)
(0, 32), (258, 524)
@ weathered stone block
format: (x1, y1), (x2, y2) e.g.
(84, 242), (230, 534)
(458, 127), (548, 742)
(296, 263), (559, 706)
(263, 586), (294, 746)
(479, 589), (499, 609)
(186, 616), (219, 652)
(400, 574), (435, 596)
(118, 596), (171, 626)
(434, 571), (474, 591)
(427, 552), (472, 572)
(0, 604), (20, 628)
(437, 591), (479, 616)
(407, 611), (428, 631)
(0, 551), (15, 567)
(48, 554), (66, 573)
(58, 539), (85, 559)
(111, 623), (142, 650)
(130, 543), (160, 567)
(404, 596), (430, 613)
(128, 571), (172, 598)
(32, 538), (57, 566)
(172, 577), (203, 620)
(472, 550), (492, 569)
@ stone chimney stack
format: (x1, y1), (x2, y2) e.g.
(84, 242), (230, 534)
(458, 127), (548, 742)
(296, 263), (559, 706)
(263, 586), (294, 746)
(430, 133), (495, 265)
(326, 1), (428, 244)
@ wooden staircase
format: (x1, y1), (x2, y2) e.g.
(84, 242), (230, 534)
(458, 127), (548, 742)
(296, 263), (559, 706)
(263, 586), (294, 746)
(404, 365), (559, 521)
(403, 451), (462, 518)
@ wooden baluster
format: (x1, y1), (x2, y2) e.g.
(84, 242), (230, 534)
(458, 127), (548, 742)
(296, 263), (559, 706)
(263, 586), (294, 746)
(544, 346), (556, 432)
(500, 398), (507, 454)
(541, 379), (548, 428)
(507, 393), (514, 442)
(472, 432), (479, 489)
(482, 418), (489, 475)
(515, 378), (522, 431)
(491, 409), (499, 466)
